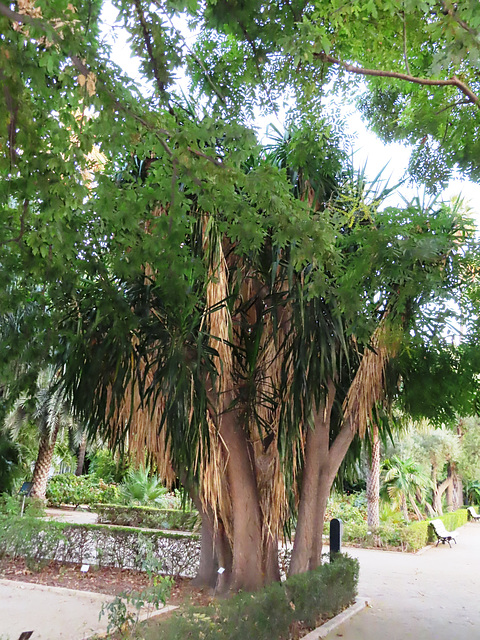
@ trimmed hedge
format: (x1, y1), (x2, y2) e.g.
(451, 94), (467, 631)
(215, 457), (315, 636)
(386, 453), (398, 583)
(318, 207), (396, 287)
(0, 515), (201, 576)
(95, 503), (199, 532)
(146, 554), (359, 640)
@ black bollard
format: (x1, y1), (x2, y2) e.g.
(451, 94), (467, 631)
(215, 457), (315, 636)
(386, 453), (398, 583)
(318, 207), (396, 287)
(329, 518), (343, 561)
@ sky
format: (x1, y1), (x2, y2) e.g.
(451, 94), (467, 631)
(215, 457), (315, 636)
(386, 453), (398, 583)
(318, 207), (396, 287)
(100, 4), (480, 227)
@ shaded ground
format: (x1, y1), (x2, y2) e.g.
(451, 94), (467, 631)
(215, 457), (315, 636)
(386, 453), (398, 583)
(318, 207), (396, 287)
(0, 557), (212, 605)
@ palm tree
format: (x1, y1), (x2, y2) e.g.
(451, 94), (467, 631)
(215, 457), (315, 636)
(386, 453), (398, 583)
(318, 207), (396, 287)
(5, 367), (81, 499)
(382, 455), (430, 521)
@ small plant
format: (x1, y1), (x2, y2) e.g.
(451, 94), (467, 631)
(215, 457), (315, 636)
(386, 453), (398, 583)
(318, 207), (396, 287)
(99, 542), (173, 637)
(119, 467), (168, 506)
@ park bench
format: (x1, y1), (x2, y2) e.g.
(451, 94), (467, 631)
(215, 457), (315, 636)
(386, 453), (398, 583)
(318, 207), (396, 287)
(467, 506), (480, 522)
(429, 519), (458, 547)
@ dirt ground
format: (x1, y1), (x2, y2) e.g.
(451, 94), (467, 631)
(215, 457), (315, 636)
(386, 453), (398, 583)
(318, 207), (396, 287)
(0, 556), (212, 606)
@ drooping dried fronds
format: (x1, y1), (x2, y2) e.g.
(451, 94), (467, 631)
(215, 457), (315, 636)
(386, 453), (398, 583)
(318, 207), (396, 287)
(342, 322), (398, 438)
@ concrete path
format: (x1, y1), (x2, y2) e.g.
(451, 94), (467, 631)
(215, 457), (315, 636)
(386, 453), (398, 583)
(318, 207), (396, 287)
(324, 523), (480, 640)
(44, 507), (98, 525)
(0, 579), (114, 640)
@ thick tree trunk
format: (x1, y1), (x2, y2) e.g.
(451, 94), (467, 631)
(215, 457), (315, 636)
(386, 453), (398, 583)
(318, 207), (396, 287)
(401, 494), (409, 522)
(264, 534), (281, 584)
(446, 463), (462, 511)
(366, 424), (380, 529)
(30, 421), (60, 500)
(75, 432), (87, 476)
(289, 394), (355, 575)
(192, 508), (219, 589)
(453, 476), (463, 510)
(432, 475), (451, 516)
(289, 410), (330, 575)
(289, 382), (334, 575)
(220, 411), (264, 591)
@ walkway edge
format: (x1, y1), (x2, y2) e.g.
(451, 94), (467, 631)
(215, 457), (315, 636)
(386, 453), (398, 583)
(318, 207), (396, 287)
(301, 596), (371, 640)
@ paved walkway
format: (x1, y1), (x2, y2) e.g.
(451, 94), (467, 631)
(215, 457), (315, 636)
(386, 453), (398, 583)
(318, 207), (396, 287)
(324, 522), (480, 640)
(0, 579), (115, 640)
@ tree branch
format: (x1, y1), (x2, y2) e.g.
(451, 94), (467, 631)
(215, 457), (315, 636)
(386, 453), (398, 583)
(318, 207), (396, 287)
(440, 1), (480, 42)
(315, 52), (480, 107)
(132, 0), (166, 96)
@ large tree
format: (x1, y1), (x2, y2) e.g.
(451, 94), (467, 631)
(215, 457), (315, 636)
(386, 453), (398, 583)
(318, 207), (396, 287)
(0, 0), (477, 590)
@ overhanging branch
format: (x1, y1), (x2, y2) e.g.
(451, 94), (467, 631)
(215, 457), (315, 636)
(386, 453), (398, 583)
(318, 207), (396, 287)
(315, 52), (480, 107)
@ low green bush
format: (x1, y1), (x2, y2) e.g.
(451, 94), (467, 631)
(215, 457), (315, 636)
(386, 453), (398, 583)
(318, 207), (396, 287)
(150, 554), (359, 640)
(95, 503), (199, 531)
(46, 473), (119, 507)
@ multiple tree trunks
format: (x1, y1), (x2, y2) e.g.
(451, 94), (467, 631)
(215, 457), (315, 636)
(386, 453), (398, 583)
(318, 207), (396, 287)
(289, 381), (356, 575)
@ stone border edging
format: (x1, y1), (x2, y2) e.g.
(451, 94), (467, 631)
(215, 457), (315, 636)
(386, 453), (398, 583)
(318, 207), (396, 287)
(301, 596), (371, 639)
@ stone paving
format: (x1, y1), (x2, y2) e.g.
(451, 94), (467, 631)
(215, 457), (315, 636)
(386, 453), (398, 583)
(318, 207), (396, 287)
(323, 522), (480, 640)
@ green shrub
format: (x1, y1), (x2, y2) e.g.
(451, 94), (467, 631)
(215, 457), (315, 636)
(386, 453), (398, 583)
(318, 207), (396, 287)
(88, 448), (127, 483)
(119, 467), (168, 505)
(46, 473), (119, 507)
(149, 554), (359, 640)
(0, 514), (66, 571)
(95, 503), (199, 531)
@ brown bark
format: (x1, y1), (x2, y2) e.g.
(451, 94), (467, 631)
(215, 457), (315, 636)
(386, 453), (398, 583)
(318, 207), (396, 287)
(432, 472), (451, 516)
(446, 463), (462, 511)
(75, 432), (87, 476)
(367, 424), (380, 529)
(192, 508), (219, 588)
(289, 382), (356, 574)
(220, 409), (264, 591)
(193, 511), (233, 591)
(289, 383), (334, 575)
(30, 421), (60, 500)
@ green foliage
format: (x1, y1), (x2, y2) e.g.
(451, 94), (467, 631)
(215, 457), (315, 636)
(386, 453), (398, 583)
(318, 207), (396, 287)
(341, 508), (470, 552)
(325, 492), (367, 532)
(96, 503), (199, 531)
(0, 433), (22, 494)
(1, 0), (478, 592)
(89, 448), (128, 483)
(0, 514), (66, 571)
(150, 554), (358, 640)
(465, 481), (480, 505)
(46, 473), (119, 507)
(118, 467), (169, 506)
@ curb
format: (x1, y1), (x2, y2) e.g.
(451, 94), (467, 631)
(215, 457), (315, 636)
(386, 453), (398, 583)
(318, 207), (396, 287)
(301, 596), (371, 639)
(0, 577), (113, 602)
